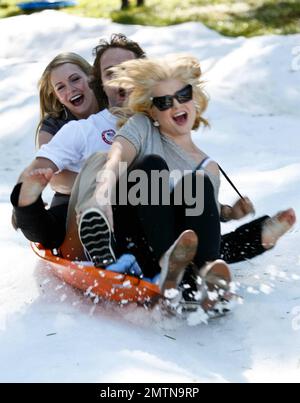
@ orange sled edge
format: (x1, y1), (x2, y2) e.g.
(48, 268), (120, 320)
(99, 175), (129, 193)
(31, 243), (161, 304)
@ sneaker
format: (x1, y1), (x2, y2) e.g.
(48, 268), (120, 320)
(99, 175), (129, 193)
(178, 260), (233, 313)
(179, 264), (206, 312)
(163, 260), (237, 319)
(159, 230), (198, 296)
(78, 208), (116, 267)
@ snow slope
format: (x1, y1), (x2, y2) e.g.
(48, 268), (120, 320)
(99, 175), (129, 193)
(0, 11), (300, 383)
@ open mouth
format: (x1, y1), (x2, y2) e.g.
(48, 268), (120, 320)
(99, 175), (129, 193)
(118, 88), (127, 99)
(173, 111), (188, 126)
(70, 94), (84, 107)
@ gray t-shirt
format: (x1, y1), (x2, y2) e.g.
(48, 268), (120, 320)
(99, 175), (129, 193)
(115, 113), (220, 204)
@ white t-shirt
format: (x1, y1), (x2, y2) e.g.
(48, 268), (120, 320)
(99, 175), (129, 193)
(36, 109), (117, 173)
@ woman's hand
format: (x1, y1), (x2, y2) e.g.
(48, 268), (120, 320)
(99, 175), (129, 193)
(76, 137), (137, 232)
(230, 197), (255, 220)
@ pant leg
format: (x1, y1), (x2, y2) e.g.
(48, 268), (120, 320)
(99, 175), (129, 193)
(10, 183), (68, 249)
(60, 152), (162, 267)
(60, 152), (108, 260)
(221, 216), (269, 264)
(112, 155), (175, 278)
(113, 155), (221, 276)
(173, 171), (221, 268)
(50, 192), (71, 208)
(128, 154), (177, 258)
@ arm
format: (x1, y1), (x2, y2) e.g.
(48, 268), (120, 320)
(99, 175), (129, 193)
(88, 137), (137, 230)
(35, 120), (85, 173)
(14, 121), (81, 209)
(81, 113), (147, 227)
(101, 114), (147, 181)
(37, 130), (54, 148)
(37, 129), (77, 195)
(37, 114), (67, 147)
(95, 136), (137, 199)
(98, 137), (137, 184)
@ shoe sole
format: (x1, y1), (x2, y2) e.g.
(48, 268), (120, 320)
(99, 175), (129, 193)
(78, 208), (116, 267)
(160, 230), (198, 294)
(200, 260), (232, 292)
(200, 260), (232, 312)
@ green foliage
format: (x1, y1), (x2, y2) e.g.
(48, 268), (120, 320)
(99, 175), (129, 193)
(0, 0), (21, 18)
(1, 0), (300, 37)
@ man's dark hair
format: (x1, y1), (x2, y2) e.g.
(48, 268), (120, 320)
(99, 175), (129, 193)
(91, 33), (146, 110)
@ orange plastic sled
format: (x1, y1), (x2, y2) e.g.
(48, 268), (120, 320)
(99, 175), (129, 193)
(32, 243), (161, 304)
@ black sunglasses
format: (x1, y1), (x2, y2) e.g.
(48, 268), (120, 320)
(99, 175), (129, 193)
(150, 84), (193, 111)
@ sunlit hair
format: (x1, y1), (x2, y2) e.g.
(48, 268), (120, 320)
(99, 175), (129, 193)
(36, 52), (94, 141)
(108, 54), (209, 130)
(92, 33), (146, 110)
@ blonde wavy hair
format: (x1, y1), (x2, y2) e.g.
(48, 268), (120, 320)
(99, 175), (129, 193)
(108, 54), (209, 129)
(36, 53), (94, 138)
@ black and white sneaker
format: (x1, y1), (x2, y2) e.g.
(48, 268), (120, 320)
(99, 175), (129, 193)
(179, 262), (235, 315)
(180, 264), (206, 312)
(78, 208), (116, 267)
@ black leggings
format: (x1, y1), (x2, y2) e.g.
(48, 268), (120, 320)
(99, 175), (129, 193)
(221, 216), (269, 264)
(11, 184), (68, 249)
(11, 162), (268, 270)
(113, 155), (218, 278)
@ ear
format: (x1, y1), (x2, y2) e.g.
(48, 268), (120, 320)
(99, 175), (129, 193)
(149, 108), (156, 121)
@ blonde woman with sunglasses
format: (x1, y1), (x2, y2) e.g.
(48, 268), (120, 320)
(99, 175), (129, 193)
(75, 55), (296, 313)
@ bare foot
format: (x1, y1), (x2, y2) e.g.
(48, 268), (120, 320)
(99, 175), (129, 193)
(262, 208), (297, 249)
(18, 168), (54, 207)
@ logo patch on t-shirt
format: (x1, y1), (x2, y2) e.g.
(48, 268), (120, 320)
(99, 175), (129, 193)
(101, 129), (116, 145)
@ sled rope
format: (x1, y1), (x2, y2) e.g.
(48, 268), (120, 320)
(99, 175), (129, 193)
(218, 165), (245, 200)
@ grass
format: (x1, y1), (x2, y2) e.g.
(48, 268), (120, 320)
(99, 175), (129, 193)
(1, 0), (300, 37)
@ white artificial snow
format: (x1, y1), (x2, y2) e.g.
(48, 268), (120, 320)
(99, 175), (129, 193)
(259, 284), (273, 295)
(187, 308), (209, 327)
(0, 10), (300, 383)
